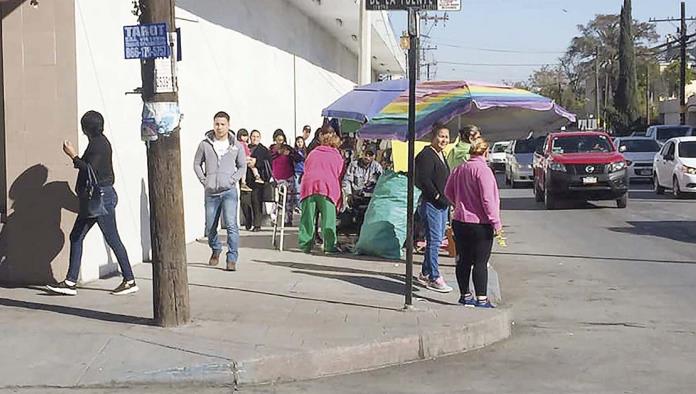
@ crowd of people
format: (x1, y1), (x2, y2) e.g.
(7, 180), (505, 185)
(48, 110), (502, 309)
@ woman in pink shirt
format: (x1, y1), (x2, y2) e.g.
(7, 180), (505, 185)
(444, 137), (502, 308)
(298, 126), (344, 253)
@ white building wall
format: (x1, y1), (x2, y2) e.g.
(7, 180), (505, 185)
(74, 0), (358, 281)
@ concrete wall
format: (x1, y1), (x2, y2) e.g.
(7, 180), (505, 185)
(70, 0), (357, 282)
(0, 0), (79, 284)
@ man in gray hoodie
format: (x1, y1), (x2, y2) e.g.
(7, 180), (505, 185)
(193, 111), (247, 271)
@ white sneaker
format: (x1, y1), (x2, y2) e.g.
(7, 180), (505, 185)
(426, 277), (453, 293)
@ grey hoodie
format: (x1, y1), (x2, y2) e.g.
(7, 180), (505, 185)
(193, 130), (247, 195)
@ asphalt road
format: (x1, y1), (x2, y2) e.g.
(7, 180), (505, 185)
(246, 177), (696, 394)
(11, 178), (695, 394)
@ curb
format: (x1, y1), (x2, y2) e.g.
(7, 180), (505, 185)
(236, 307), (512, 385)
(124, 307), (512, 387)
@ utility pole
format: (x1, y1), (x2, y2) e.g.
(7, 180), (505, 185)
(358, 0), (372, 85)
(649, 2), (696, 125)
(405, 7), (419, 308)
(139, 0), (190, 327)
(646, 65), (651, 124)
(681, 1), (687, 125)
(595, 47), (601, 126)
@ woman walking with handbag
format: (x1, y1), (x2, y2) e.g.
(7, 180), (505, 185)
(47, 111), (137, 296)
(444, 136), (502, 308)
(247, 129), (272, 232)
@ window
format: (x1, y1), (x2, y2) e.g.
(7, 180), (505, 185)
(551, 135), (613, 154)
(619, 139), (660, 153)
(656, 127), (691, 142)
(492, 143), (508, 153)
(678, 141), (696, 158)
(665, 142), (676, 158)
(513, 139), (536, 153)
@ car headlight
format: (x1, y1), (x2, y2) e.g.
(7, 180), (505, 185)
(608, 161), (627, 172)
(682, 165), (696, 175)
(549, 161), (566, 172)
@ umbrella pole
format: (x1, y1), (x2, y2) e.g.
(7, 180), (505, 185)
(404, 8), (419, 309)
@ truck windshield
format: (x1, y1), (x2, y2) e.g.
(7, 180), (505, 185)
(619, 139), (660, 153)
(679, 141), (696, 158)
(552, 135), (613, 154)
(492, 143), (508, 153)
(656, 127), (690, 141)
(513, 139), (536, 153)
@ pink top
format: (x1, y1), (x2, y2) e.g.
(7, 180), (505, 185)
(444, 156), (502, 231)
(241, 143), (251, 157)
(300, 145), (344, 208)
(270, 144), (295, 181)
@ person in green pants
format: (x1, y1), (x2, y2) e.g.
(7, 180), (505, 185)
(297, 126), (345, 253)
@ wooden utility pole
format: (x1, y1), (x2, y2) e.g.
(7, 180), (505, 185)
(139, 0), (190, 327)
(680, 1), (687, 125)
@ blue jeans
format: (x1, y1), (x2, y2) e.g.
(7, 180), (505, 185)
(67, 186), (134, 282)
(206, 187), (239, 262)
(418, 200), (448, 281)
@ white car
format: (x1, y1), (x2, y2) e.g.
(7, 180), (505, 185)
(488, 141), (511, 172)
(653, 136), (696, 198)
(614, 137), (660, 182)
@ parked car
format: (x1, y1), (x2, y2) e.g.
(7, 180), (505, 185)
(533, 131), (629, 209)
(488, 141), (511, 172)
(645, 125), (695, 145)
(614, 137), (661, 182)
(653, 136), (696, 198)
(504, 139), (536, 188)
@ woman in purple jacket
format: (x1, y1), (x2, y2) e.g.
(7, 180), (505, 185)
(444, 137), (502, 308)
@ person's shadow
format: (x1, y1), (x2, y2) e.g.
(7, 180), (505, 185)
(0, 165), (78, 284)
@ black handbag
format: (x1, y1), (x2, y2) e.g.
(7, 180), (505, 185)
(78, 164), (108, 218)
(261, 160), (277, 202)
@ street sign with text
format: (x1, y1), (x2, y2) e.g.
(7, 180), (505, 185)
(123, 23), (170, 59)
(365, 0), (461, 11)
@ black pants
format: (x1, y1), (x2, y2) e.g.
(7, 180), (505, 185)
(239, 190), (253, 230)
(249, 187), (265, 228)
(452, 221), (494, 297)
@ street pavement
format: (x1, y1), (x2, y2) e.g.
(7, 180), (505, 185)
(4, 178), (696, 394)
(241, 179), (696, 393)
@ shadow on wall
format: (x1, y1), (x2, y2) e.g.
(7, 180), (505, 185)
(0, 165), (78, 284)
(176, 0), (357, 82)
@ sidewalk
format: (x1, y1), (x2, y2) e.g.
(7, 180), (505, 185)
(0, 230), (511, 389)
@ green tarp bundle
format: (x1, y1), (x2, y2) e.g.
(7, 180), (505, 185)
(355, 170), (420, 259)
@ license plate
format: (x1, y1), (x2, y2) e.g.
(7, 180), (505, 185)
(638, 169), (652, 176)
(583, 177), (598, 184)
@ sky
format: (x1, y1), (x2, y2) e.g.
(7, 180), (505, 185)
(390, 0), (696, 83)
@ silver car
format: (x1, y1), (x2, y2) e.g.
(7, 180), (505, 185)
(614, 137), (660, 182)
(504, 139), (536, 188)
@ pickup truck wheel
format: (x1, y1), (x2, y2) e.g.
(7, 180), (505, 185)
(544, 186), (556, 210)
(616, 193), (628, 208)
(654, 175), (665, 195)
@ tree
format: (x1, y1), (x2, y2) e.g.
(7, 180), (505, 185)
(613, 0), (641, 133)
(660, 60), (695, 98)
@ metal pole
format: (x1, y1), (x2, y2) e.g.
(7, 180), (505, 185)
(358, 0), (372, 85)
(680, 1), (687, 125)
(595, 47), (600, 124)
(646, 65), (651, 124)
(405, 8), (418, 308)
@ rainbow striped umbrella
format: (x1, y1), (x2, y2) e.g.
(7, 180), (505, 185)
(322, 80), (576, 141)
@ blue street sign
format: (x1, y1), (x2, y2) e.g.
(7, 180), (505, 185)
(123, 23), (170, 59)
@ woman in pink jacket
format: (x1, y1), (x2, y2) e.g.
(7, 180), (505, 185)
(298, 126), (344, 253)
(444, 137), (502, 308)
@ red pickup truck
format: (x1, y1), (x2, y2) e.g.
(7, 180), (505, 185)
(533, 131), (629, 209)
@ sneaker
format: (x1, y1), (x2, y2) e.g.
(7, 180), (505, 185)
(324, 244), (343, 255)
(416, 273), (430, 286)
(459, 293), (476, 307)
(294, 207), (302, 215)
(208, 251), (221, 266)
(475, 298), (496, 308)
(426, 277), (453, 293)
(46, 281), (77, 296)
(111, 280), (139, 295)
(226, 260), (237, 271)
(240, 183), (252, 192)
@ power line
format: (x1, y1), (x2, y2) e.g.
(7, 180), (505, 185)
(440, 61), (561, 67)
(429, 40), (565, 54)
